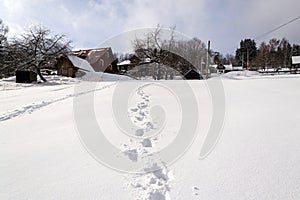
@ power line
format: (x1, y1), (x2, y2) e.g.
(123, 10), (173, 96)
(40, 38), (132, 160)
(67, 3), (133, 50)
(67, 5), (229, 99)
(254, 15), (300, 40)
(224, 15), (300, 54)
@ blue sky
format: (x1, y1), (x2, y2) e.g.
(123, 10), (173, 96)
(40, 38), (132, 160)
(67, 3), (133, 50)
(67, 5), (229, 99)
(0, 0), (300, 54)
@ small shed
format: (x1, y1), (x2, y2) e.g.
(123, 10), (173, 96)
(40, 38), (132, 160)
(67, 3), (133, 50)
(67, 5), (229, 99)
(184, 69), (202, 80)
(16, 70), (37, 83)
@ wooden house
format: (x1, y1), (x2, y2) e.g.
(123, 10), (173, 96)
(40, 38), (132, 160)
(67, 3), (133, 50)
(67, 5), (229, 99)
(56, 55), (95, 77)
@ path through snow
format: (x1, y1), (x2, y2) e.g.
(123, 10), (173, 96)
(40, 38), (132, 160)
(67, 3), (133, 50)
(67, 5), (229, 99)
(0, 82), (116, 122)
(123, 86), (174, 200)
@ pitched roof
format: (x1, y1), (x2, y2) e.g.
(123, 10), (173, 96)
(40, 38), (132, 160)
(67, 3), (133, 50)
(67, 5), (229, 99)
(71, 47), (115, 72)
(67, 55), (95, 72)
(292, 56), (300, 64)
(117, 60), (131, 66)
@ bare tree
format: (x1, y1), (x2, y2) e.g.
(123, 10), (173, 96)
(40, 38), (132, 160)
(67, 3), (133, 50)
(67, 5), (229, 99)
(0, 19), (9, 78)
(132, 25), (206, 79)
(5, 25), (71, 81)
(133, 25), (165, 63)
(0, 19), (8, 47)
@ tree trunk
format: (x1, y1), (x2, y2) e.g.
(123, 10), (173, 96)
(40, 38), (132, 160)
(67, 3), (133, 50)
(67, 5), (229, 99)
(36, 67), (47, 82)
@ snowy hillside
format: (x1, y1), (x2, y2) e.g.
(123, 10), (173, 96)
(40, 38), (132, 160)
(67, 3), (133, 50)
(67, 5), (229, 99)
(1, 73), (300, 200)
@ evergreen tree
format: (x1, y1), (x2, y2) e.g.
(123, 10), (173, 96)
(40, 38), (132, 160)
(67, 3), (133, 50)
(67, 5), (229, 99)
(235, 39), (257, 69)
(292, 44), (300, 56)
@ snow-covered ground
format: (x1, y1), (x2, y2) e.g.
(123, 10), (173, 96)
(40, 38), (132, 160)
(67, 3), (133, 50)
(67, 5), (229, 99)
(1, 73), (300, 199)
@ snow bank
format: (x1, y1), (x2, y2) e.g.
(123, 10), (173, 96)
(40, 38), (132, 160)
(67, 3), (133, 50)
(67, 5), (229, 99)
(221, 70), (261, 79)
(80, 71), (133, 82)
(220, 70), (300, 80)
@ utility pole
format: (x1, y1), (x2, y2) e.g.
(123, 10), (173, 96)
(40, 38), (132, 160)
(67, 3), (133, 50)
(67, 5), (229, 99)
(206, 40), (210, 78)
(247, 48), (249, 69)
(200, 57), (203, 74)
(242, 52), (244, 68)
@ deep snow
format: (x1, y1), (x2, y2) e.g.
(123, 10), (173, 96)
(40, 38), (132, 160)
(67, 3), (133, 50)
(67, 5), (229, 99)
(1, 73), (300, 199)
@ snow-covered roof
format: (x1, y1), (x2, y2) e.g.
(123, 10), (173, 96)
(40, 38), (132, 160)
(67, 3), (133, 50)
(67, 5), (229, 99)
(224, 64), (233, 70)
(233, 66), (243, 70)
(210, 64), (233, 70)
(292, 56), (300, 64)
(67, 55), (95, 72)
(117, 60), (131, 66)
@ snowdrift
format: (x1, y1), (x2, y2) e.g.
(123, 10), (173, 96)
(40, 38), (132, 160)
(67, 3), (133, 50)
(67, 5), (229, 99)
(220, 70), (261, 79)
(80, 71), (133, 81)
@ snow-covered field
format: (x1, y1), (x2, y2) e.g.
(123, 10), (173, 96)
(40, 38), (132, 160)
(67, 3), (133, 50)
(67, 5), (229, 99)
(1, 73), (300, 200)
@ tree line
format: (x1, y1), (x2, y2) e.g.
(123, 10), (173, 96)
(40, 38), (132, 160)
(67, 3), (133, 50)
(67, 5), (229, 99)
(218, 38), (300, 70)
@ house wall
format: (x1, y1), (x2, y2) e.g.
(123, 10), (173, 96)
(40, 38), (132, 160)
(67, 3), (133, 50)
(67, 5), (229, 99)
(86, 48), (116, 72)
(56, 57), (77, 77)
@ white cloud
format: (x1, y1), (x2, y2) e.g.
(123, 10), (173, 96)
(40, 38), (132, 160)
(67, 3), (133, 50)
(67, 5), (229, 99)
(0, 0), (299, 54)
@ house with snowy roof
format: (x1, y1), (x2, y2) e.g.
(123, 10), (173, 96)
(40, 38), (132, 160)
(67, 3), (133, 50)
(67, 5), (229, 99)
(211, 64), (235, 73)
(70, 47), (118, 73)
(55, 47), (119, 77)
(117, 55), (141, 73)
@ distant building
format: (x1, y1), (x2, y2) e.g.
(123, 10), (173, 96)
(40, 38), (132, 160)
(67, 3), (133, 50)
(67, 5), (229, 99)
(232, 66), (243, 71)
(211, 64), (243, 74)
(184, 69), (202, 80)
(291, 56), (300, 74)
(292, 56), (300, 67)
(117, 55), (141, 73)
(70, 47), (118, 73)
(216, 64), (226, 73)
(214, 64), (233, 73)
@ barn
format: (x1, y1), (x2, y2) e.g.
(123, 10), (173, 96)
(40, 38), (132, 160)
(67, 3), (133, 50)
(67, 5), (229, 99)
(56, 55), (95, 77)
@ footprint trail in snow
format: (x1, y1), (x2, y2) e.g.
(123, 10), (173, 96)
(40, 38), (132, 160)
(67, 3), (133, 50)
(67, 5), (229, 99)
(123, 86), (174, 200)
